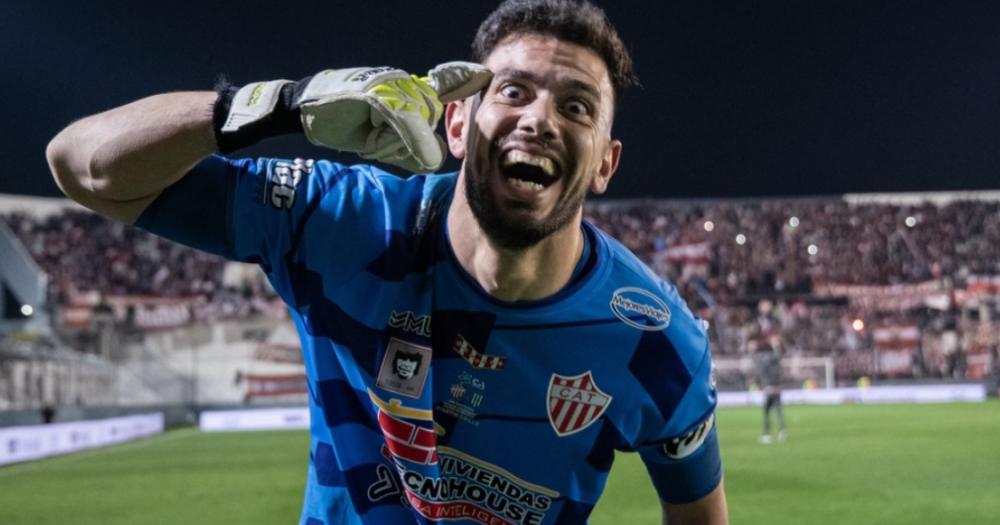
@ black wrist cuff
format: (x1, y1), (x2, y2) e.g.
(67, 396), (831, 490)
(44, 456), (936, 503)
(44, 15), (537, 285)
(211, 77), (307, 154)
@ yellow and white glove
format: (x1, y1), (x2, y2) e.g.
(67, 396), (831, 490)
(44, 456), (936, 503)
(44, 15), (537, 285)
(215, 62), (492, 172)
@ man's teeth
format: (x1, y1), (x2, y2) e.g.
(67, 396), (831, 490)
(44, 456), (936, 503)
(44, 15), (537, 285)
(502, 151), (555, 176)
(508, 178), (545, 191)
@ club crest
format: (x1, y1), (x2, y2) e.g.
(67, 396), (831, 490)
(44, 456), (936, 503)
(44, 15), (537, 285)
(547, 371), (613, 437)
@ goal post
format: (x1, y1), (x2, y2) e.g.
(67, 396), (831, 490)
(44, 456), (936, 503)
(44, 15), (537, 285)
(712, 355), (836, 390)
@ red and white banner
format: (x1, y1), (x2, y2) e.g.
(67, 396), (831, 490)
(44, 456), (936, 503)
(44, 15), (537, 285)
(955, 275), (1000, 306)
(816, 280), (950, 312)
(664, 242), (711, 265)
(133, 302), (191, 328)
(966, 275), (1000, 294)
(59, 295), (203, 330)
(656, 242), (711, 278)
(873, 325), (920, 351)
(243, 373), (308, 399)
(874, 325), (920, 376)
(254, 343), (302, 364)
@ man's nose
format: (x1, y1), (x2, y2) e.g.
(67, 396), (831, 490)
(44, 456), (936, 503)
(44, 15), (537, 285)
(517, 97), (559, 143)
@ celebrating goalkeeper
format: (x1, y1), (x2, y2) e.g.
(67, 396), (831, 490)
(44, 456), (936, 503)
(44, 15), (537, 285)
(47, 1), (728, 523)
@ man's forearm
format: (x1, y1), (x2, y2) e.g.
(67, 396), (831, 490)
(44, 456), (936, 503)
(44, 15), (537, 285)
(46, 91), (217, 224)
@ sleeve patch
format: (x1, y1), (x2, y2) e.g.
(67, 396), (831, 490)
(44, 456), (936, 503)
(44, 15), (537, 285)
(265, 158), (312, 209)
(662, 413), (714, 460)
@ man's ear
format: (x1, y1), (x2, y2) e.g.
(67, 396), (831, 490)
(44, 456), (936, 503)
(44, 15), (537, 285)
(590, 139), (622, 194)
(445, 100), (466, 159)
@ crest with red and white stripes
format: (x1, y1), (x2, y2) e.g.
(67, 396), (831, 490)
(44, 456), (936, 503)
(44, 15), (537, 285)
(547, 371), (613, 437)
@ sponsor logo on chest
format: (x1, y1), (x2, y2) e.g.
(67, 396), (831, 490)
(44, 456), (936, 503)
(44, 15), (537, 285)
(546, 371), (613, 437)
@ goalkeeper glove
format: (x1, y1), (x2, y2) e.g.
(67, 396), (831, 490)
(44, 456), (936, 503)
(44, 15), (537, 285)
(213, 62), (492, 172)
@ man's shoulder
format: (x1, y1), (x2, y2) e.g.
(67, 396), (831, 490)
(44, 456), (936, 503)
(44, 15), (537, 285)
(361, 169), (457, 231)
(588, 221), (677, 300)
(586, 221), (704, 343)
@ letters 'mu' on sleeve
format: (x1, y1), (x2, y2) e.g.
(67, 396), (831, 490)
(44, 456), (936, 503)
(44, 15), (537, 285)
(635, 314), (723, 505)
(135, 155), (391, 290)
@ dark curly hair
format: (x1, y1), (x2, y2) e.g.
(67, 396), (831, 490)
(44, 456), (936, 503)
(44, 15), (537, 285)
(472, 0), (638, 103)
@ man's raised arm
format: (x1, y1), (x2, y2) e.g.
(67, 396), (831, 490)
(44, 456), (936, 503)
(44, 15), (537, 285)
(46, 63), (491, 224)
(46, 92), (217, 224)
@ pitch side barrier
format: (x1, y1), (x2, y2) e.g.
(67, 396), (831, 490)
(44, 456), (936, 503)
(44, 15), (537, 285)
(200, 406), (310, 431)
(0, 413), (164, 466)
(718, 383), (986, 407)
(199, 384), (987, 433)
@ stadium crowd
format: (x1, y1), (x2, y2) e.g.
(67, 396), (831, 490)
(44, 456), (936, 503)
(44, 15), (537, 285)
(4, 210), (226, 303)
(588, 198), (1000, 294)
(3, 195), (998, 382)
(588, 197), (999, 383)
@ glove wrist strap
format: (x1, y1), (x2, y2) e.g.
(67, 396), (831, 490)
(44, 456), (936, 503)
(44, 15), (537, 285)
(212, 78), (306, 154)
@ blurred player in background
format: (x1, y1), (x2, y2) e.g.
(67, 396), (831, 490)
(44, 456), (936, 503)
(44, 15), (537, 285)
(753, 334), (786, 444)
(989, 345), (1000, 398)
(46, 0), (726, 523)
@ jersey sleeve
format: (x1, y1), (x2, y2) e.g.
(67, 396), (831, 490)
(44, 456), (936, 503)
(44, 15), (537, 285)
(635, 319), (723, 504)
(134, 154), (391, 289)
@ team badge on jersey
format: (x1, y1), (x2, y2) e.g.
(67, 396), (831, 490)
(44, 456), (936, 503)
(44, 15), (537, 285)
(377, 338), (432, 399)
(547, 371), (613, 437)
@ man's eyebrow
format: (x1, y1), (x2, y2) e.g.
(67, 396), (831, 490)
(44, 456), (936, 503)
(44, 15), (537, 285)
(493, 68), (602, 100)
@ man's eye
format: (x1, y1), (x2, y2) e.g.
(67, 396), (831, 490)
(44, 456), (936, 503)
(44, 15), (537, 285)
(564, 100), (590, 116)
(500, 85), (524, 99)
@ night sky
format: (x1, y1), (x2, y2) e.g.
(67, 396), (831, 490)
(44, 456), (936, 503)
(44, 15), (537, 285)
(3, 0), (999, 199)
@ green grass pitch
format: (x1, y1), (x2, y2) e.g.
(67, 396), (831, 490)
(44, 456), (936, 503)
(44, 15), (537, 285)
(1, 402), (997, 524)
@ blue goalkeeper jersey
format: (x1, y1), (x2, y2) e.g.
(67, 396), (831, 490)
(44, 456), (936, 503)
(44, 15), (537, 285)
(137, 155), (722, 525)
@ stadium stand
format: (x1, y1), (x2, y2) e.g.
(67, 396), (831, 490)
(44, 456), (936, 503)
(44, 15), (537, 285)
(1, 191), (997, 410)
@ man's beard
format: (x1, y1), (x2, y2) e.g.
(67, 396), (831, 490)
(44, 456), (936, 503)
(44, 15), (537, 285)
(460, 98), (584, 250)
(464, 161), (585, 250)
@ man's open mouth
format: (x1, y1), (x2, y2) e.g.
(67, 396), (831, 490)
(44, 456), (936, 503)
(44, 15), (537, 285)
(500, 150), (559, 192)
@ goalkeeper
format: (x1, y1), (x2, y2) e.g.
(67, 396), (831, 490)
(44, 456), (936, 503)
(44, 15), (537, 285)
(47, 1), (728, 523)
